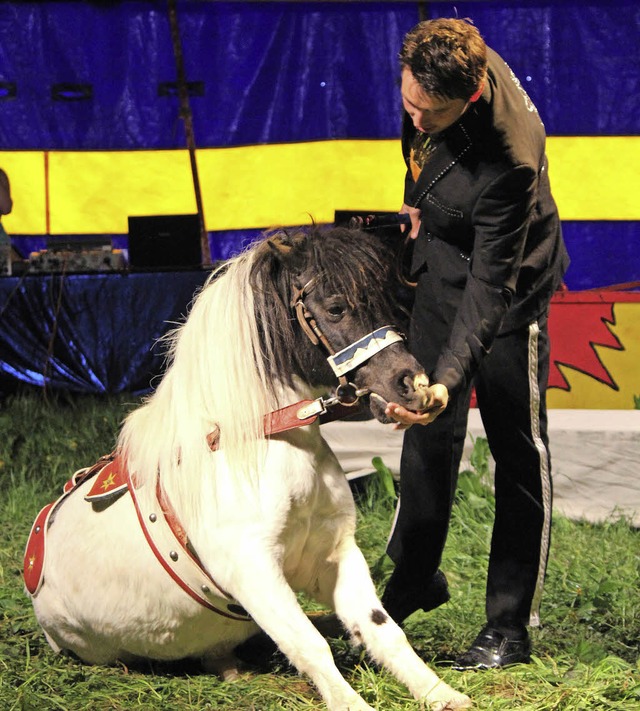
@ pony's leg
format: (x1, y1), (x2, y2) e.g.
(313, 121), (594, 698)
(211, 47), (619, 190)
(318, 541), (472, 711)
(228, 556), (375, 711)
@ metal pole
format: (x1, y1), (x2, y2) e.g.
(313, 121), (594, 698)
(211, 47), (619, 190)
(167, 0), (211, 265)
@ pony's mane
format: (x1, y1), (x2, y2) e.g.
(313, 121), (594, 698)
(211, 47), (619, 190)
(116, 227), (395, 514)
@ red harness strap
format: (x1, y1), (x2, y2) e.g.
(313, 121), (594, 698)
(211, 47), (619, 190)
(123, 464), (251, 621)
(207, 397), (364, 450)
(24, 455), (116, 595)
(23, 502), (56, 596)
(24, 454), (252, 621)
(25, 397), (363, 606)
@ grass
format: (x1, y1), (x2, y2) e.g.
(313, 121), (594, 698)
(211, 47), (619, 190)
(1, 391), (639, 710)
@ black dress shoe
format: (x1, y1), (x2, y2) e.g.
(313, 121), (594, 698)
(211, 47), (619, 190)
(381, 568), (450, 625)
(453, 625), (531, 670)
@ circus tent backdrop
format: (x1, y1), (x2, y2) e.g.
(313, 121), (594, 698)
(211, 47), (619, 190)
(0, 0), (638, 409)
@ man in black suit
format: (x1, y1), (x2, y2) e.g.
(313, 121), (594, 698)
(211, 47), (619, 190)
(381, 18), (569, 670)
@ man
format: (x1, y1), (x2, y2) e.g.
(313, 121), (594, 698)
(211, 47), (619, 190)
(0, 168), (12, 222)
(0, 168), (12, 276)
(381, 18), (569, 670)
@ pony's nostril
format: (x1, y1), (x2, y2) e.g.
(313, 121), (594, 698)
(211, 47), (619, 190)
(399, 373), (414, 397)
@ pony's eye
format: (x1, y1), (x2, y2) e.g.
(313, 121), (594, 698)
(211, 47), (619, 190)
(324, 296), (348, 323)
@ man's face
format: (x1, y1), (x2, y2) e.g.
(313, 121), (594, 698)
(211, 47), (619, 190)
(401, 67), (469, 136)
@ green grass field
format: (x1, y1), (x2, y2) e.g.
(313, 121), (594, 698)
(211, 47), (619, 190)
(1, 392), (638, 710)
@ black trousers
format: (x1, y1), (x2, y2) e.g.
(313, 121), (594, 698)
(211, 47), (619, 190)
(386, 280), (553, 631)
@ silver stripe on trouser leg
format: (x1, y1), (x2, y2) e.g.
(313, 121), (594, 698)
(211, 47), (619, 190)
(527, 320), (553, 627)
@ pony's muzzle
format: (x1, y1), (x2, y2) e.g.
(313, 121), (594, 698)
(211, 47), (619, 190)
(367, 372), (431, 413)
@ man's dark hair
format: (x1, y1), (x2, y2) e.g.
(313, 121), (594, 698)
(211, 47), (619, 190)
(399, 18), (487, 101)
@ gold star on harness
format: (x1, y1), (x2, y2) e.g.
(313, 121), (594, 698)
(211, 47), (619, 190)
(100, 472), (117, 491)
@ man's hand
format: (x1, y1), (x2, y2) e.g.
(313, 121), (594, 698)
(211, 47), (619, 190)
(385, 383), (449, 429)
(400, 203), (422, 240)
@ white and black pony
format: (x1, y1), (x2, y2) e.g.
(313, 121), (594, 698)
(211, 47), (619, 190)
(25, 227), (471, 710)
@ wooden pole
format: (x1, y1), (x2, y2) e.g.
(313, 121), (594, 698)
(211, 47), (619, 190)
(167, 0), (211, 265)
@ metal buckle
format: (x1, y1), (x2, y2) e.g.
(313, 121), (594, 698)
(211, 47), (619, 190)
(296, 398), (327, 421)
(296, 385), (369, 421)
(335, 382), (360, 406)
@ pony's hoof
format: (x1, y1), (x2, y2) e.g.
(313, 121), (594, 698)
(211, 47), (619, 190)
(220, 667), (241, 682)
(202, 654), (242, 681)
(429, 693), (472, 710)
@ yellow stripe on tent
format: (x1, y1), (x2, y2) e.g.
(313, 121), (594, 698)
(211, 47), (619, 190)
(1, 136), (638, 235)
(545, 137), (640, 220)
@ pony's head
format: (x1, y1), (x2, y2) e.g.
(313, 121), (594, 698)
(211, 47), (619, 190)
(118, 225), (431, 500)
(254, 225), (431, 422)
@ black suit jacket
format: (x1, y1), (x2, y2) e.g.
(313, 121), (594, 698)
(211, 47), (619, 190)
(403, 47), (569, 393)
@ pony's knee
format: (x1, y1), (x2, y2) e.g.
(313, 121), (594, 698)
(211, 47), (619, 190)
(348, 607), (410, 662)
(342, 605), (391, 634)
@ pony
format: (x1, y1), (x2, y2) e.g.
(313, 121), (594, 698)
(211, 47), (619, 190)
(24, 226), (471, 711)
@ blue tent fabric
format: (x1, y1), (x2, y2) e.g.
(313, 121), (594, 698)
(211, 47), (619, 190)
(0, 270), (208, 394)
(1, 1), (637, 150)
(561, 222), (640, 291)
(430, 1), (640, 136)
(0, 1), (416, 149)
(0, 1), (638, 393)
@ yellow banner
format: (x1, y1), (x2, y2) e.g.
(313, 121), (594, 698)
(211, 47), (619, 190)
(1, 136), (638, 235)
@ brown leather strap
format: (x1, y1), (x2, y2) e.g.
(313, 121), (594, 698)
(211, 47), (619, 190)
(207, 400), (318, 451)
(207, 398), (365, 451)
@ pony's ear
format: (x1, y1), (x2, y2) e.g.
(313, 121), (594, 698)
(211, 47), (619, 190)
(267, 230), (307, 269)
(267, 232), (294, 257)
